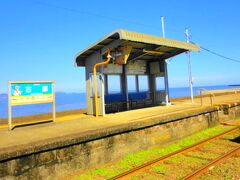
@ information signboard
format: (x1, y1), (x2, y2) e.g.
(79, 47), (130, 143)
(103, 63), (123, 74)
(10, 82), (54, 105)
(127, 60), (146, 75)
(8, 81), (55, 130)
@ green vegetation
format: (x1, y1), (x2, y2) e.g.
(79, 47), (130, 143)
(198, 156), (240, 180)
(198, 174), (219, 180)
(72, 166), (124, 180)
(151, 164), (167, 173)
(165, 154), (208, 167)
(126, 172), (157, 180)
(236, 117), (240, 121)
(186, 151), (219, 160)
(71, 125), (235, 180)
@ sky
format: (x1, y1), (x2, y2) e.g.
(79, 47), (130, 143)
(1, 0), (240, 93)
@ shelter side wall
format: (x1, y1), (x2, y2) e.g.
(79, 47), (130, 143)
(84, 40), (123, 116)
(149, 61), (166, 105)
(85, 52), (105, 115)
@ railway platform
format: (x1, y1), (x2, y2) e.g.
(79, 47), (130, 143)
(0, 92), (240, 180)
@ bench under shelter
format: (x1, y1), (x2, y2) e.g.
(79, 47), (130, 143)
(75, 29), (200, 116)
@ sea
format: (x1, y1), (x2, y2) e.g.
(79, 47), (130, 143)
(0, 85), (239, 118)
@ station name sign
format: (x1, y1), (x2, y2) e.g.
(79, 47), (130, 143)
(8, 81), (55, 130)
(9, 81), (54, 105)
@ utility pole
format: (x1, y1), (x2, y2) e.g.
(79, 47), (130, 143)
(185, 28), (194, 103)
(161, 16), (165, 37)
(161, 16), (170, 105)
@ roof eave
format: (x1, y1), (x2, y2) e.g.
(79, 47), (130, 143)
(74, 29), (123, 66)
(74, 29), (200, 67)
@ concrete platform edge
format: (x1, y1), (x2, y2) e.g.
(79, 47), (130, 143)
(0, 106), (217, 162)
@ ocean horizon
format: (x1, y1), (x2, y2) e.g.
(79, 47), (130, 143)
(0, 85), (239, 118)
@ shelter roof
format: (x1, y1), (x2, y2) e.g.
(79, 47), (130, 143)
(75, 29), (200, 66)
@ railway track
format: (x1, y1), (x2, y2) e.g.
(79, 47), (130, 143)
(108, 126), (240, 180)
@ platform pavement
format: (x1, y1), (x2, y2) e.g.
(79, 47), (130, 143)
(0, 93), (239, 151)
(0, 103), (202, 149)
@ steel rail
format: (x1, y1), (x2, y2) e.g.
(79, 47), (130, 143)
(181, 146), (240, 180)
(108, 126), (240, 180)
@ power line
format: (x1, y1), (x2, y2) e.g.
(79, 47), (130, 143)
(31, 0), (161, 31)
(31, 1), (184, 36)
(190, 41), (240, 63)
(31, 1), (240, 64)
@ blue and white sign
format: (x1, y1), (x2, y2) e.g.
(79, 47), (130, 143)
(8, 81), (56, 130)
(11, 83), (52, 97)
(9, 81), (54, 105)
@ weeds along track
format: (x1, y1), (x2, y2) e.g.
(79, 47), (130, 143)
(108, 126), (240, 180)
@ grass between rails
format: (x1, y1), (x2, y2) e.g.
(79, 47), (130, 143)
(197, 155), (240, 180)
(71, 125), (237, 180)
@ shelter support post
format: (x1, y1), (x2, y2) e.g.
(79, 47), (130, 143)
(164, 60), (170, 105)
(149, 74), (156, 105)
(104, 75), (108, 95)
(123, 64), (130, 110)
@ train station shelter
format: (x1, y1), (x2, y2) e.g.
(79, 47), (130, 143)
(75, 29), (200, 116)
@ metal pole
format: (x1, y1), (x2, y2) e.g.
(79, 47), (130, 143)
(210, 94), (213, 106)
(136, 75), (139, 93)
(52, 82), (56, 122)
(161, 16), (165, 38)
(200, 90), (203, 106)
(92, 49), (111, 117)
(185, 28), (194, 103)
(164, 60), (170, 105)
(161, 16), (170, 105)
(124, 64), (130, 110)
(93, 68), (99, 117)
(8, 82), (12, 130)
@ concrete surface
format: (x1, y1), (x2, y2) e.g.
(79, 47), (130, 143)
(0, 92), (240, 180)
(0, 93), (239, 151)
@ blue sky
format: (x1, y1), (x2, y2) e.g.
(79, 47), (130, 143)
(1, 0), (240, 93)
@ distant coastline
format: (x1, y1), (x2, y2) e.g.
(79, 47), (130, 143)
(0, 85), (237, 118)
(228, 84), (240, 86)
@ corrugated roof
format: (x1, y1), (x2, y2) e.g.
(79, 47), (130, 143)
(75, 29), (200, 66)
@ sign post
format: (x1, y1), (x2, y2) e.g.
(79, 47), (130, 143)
(8, 81), (55, 130)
